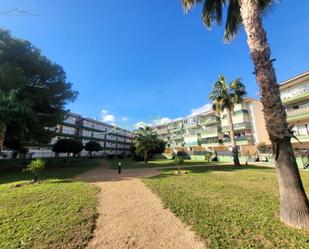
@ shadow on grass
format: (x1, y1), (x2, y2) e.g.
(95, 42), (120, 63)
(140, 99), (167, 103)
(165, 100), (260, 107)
(149, 164), (274, 180)
(0, 160), (100, 185)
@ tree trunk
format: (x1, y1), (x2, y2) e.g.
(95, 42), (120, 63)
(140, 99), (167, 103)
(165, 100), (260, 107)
(0, 123), (7, 151)
(226, 108), (240, 166)
(239, 0), (309, 231)
(144, 150), (148, 163)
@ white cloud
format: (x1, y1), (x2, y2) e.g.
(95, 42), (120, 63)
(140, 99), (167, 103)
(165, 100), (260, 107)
(188, 103), (212, 116)
(134, 121), (153, 129)
(122, 116), (128, 121)
(101, 110), (115, 125)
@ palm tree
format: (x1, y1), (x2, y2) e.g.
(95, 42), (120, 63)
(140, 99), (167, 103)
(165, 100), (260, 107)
(182, 0), (309, 231)
(209, 75), (246, 167)
(134, 127), (159, 163)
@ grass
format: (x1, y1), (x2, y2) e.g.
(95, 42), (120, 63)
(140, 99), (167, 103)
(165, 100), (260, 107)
(109, 158), (218, 169)
(144, 165), (309, 249)
(0, 159), (100, 249)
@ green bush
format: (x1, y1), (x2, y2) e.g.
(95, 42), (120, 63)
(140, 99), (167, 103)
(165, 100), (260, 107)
(23, 158), (46, 183)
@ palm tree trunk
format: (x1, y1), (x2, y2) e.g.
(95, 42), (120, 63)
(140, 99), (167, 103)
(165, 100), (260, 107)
(239, 0), (309, 231)
(0, 123), (7, 151)
(144, 150), (148, 163)
(226, 108), (240, 166)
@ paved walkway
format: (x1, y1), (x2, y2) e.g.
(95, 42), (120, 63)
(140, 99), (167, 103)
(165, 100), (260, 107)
(75, 160), (205, 249)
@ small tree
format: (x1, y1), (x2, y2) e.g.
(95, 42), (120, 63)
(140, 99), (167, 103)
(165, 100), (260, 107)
(52, 139), (83, 157)
(174, 155), (184, 174)
(85, 141), (102, 158)
(23, 158), (46, 183)
(134, 127), (161, 163)
(71, 140), (83, 157)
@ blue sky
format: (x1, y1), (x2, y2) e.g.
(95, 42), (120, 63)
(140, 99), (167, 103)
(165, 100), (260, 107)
(1, 0), (309, 130)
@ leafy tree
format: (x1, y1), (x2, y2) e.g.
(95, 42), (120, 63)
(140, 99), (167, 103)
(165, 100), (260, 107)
(133, 127), (160, 163)
(209, 75), (246, 166)
(152, 140), (166, 154)
(52, 139), (83, 157)
(23, 158), (46, 183)
(85, 141), (102, 158)
(0, 29), (78, 152)
(182, 0), (309, 230)
(174, 155), (184, 174)
(0, 90), (30, 151)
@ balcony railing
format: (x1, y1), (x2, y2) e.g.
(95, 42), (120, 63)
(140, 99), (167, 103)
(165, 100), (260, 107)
(286, 107), (309, 121)
(223, 135), (253, 143)
(222, 122), (251, 132)
(282, 89), (309, 104)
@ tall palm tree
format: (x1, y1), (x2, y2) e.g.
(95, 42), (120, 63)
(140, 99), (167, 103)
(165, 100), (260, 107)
(209, 75), (246, 167)
(182, 0), (309, 231)
(134, 127), (159, 163)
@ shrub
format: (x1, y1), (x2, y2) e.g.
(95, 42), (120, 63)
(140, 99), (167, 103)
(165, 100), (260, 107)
(23, 158), (46, 183)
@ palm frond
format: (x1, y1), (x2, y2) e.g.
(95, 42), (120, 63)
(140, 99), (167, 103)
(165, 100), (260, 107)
(224, 0), (242, 42)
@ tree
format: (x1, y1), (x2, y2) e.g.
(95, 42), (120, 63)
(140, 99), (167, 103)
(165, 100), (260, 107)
(23, 158), (46, 183)
(209, 75), (246, 166)
(85, 141), (102, 158)
(0, 29), (78, 152)
(133, 127), (160, 163)
(0, 90), (30, 151)
(182, 0), (309, 230)
(52, 139), (83, 157)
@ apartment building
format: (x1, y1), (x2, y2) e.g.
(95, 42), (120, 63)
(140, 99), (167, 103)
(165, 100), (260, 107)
(155, 71), (309, 155)
(280, 71), (309, 149)
(155, 98), (269, 156)
(29, 113), (134, 157)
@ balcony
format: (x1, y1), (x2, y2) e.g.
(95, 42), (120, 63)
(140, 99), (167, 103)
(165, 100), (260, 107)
(286, 107), (309, 122)
(221, 122), (251, 132)
(156, 128), (169, 134)
(170, 134), (184, 140)
(282, 88), (309, 105)
(200, 138), (221, 146)
(184, 134), (200, 146)
(292, 135), (309, 143)
(200, 129), (219, 138)
(223, 135), (253, 145)
(199, 117), (219, 126)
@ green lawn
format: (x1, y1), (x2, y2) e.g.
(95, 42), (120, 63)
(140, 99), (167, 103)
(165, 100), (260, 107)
(0, 160), (100, 249)
(144, 165), (309, 249)
(109, 158), (219, 169)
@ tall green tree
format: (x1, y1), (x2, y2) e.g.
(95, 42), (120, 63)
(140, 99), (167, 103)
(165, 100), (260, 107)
(0, 90), (30, 151)
(182, 0), (309, 230)
(209, 75), (246, 167)
(0, 29), (78, 151)
(134, 127), (160, 163)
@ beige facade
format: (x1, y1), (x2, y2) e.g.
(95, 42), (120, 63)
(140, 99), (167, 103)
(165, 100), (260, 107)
(280, 71), (309, 149)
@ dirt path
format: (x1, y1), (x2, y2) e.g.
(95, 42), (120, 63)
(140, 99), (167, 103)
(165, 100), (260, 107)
(76, 160), (205, 249)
